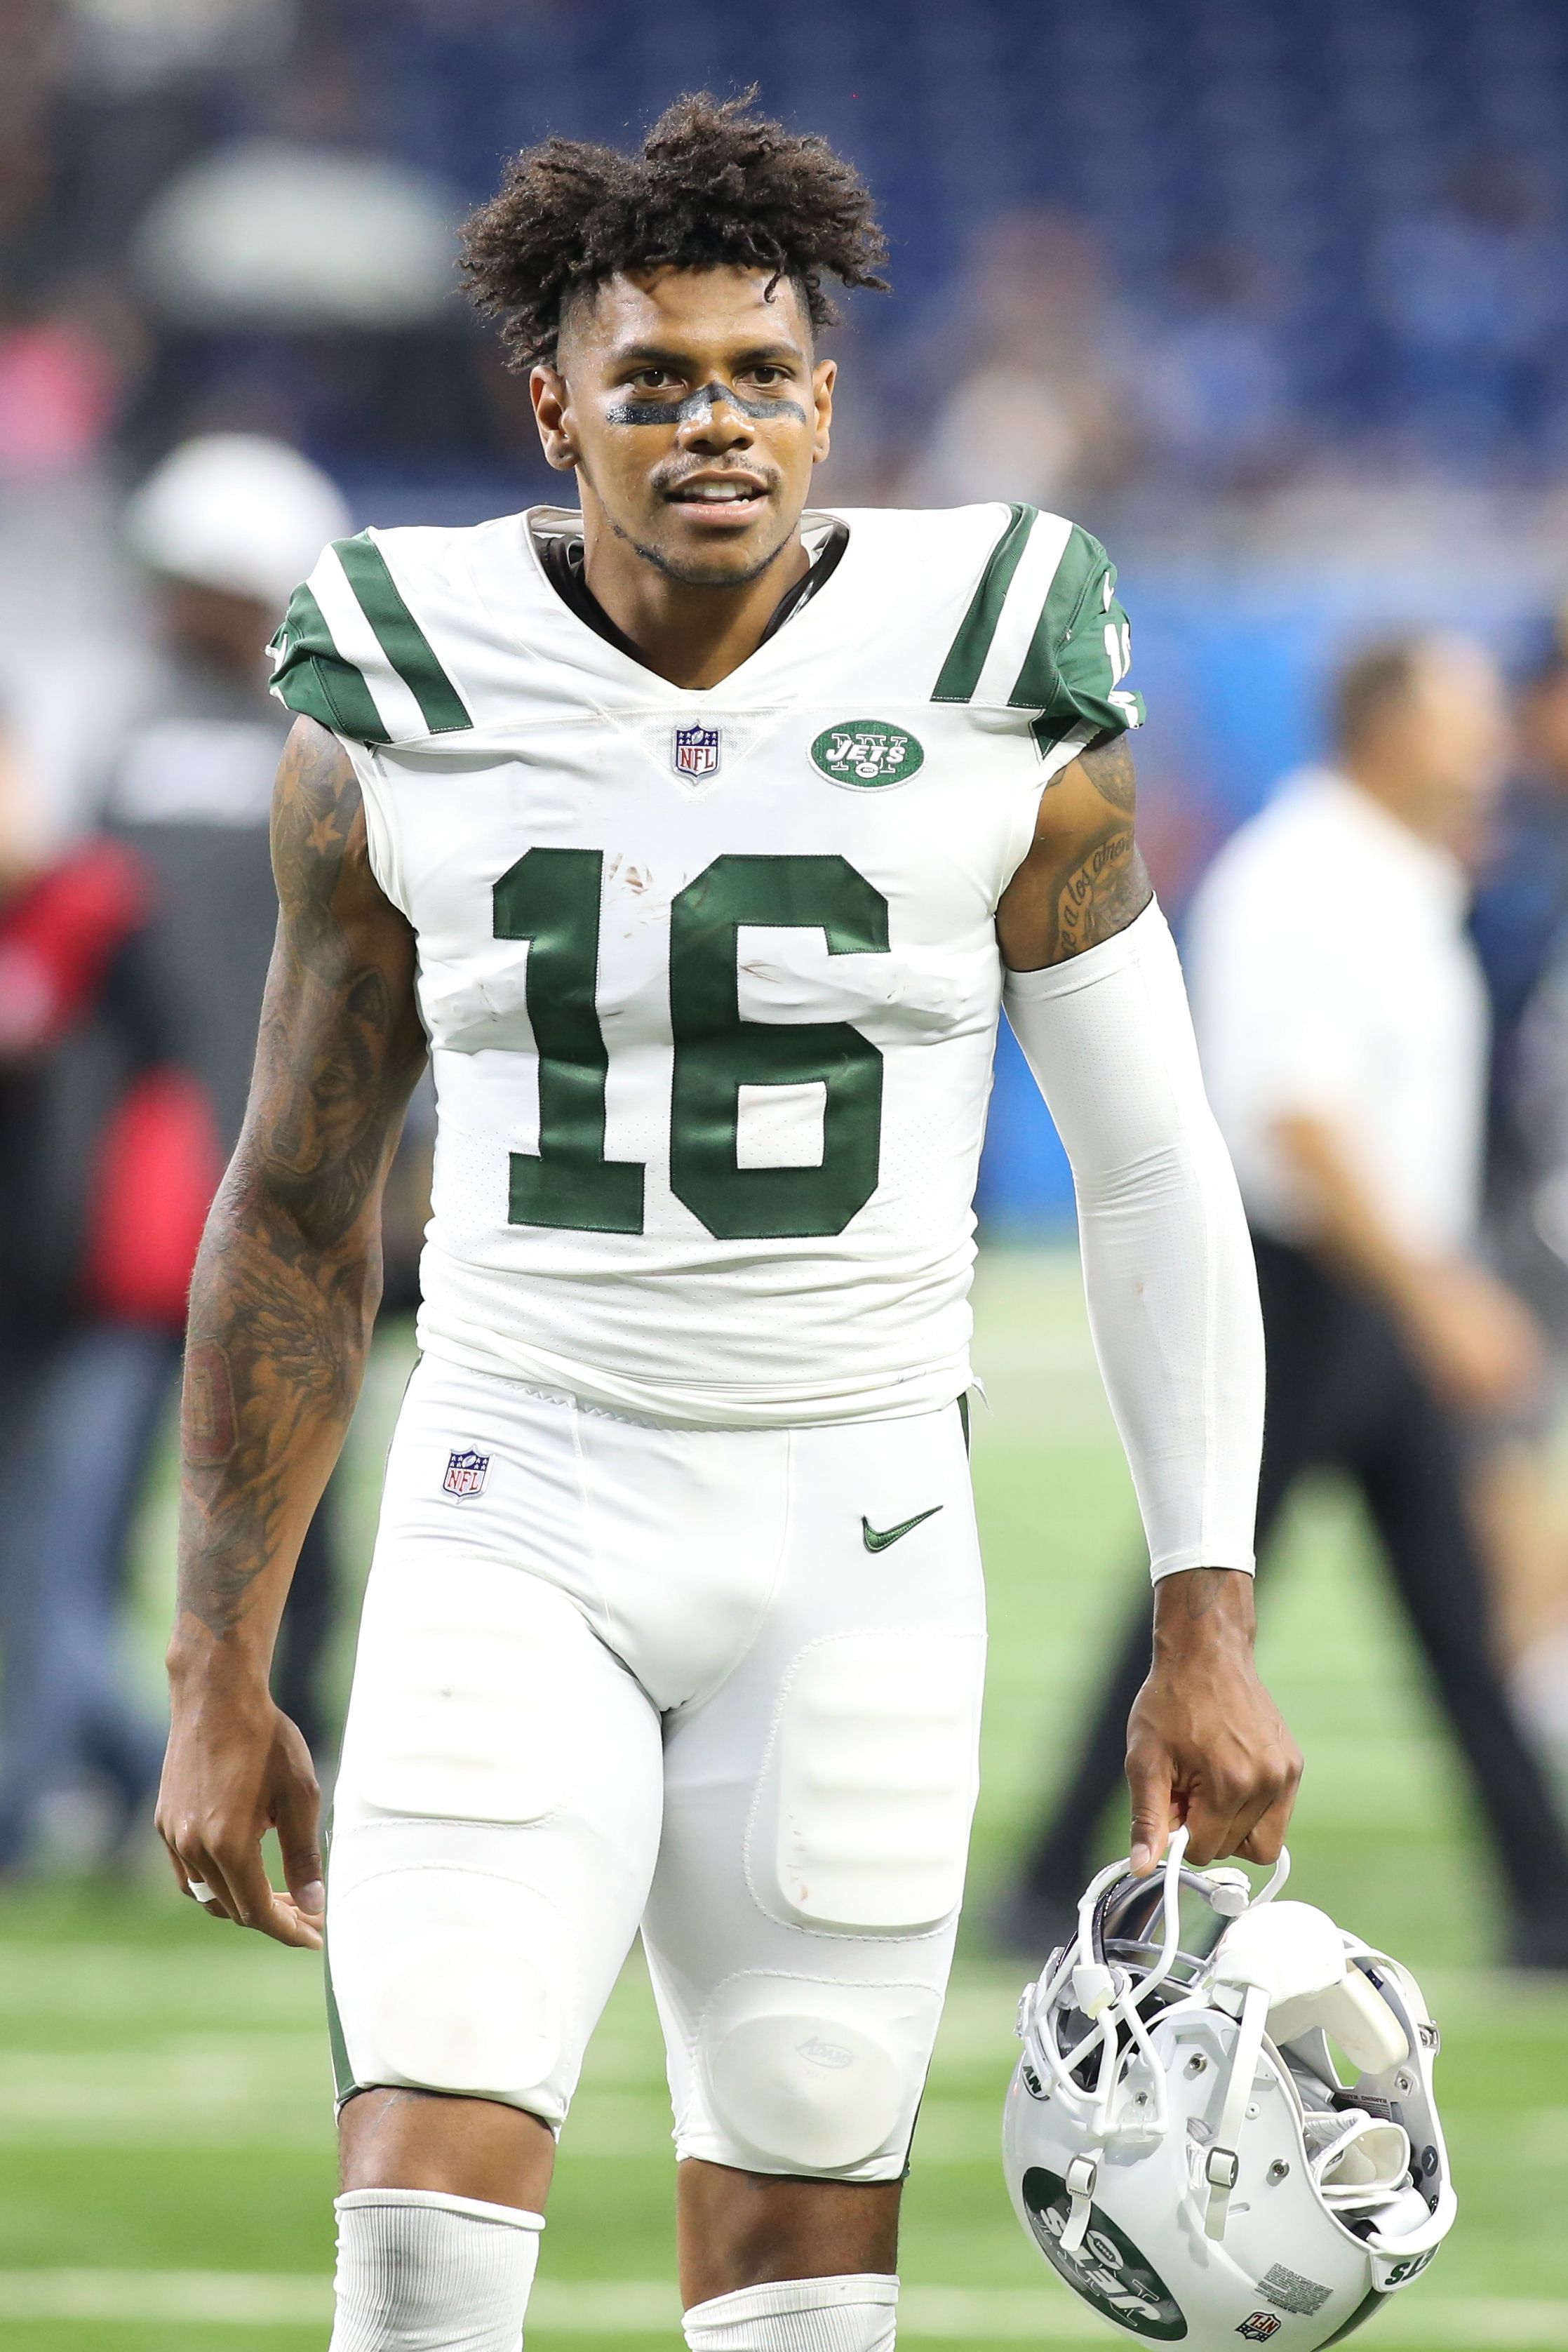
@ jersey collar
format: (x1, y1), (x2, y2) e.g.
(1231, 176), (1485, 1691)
(521, 505), (854, 702)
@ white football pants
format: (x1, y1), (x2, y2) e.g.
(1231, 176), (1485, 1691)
(327, 1359), (986, 2181)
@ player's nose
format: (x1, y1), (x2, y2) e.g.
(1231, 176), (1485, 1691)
(676, 386), (754, 453)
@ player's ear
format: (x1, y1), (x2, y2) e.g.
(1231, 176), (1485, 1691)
(811, 357), (836, 467)
(530, 364), (577, 472)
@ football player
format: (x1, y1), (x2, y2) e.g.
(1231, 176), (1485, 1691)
(156, 92), (1299, 2352)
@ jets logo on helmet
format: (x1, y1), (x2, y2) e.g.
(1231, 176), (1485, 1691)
(1003, 1828), (1456, 2350)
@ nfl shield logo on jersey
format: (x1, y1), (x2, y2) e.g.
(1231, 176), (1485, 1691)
(672, 723), (721, 778)
(442, 1448), (489, 1498)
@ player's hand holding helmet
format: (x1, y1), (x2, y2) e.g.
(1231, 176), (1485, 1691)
(1003, 1831), (1455, 2348)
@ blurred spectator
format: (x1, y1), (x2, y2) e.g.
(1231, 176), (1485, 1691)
(1470, 618), (1568, 1739)
(101, 432), (352, 1762)
(1471, 617), (1568, 1307)
(900, 211), (1136, 512)
(0, 298), (121, 479)
(1005, 634), (1568, 1970)
(1370, 156), (1564, 469)
(0, 751), (191, 1869)
(1129, 246), (1296, 494)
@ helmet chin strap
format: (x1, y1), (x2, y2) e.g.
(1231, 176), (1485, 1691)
(1204, 1980), (1271, 2240)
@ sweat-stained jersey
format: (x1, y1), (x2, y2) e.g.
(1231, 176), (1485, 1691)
(269, 502), (1141, 1426)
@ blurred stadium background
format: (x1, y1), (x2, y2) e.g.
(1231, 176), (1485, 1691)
(2, 0), (1567, 2344)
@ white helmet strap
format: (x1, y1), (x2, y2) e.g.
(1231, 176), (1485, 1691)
(1204, 1980), (1271, 2240)
(1059, 2153), (1100, 2257)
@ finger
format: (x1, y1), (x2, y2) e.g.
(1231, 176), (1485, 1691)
(1234, 1768), (1302, 1867)
(273, 1772), (325, 1927)
(1219, 1751), (1297, 1864)
(264, 1895), (325, 1952)
(1126, 1749), (1176, 1876)
(216, 1838), (321, 1948)
(1179, 1775), (1247, 1867)
(172, 1840), (243, 1925)
(161, 1835), (194, 1898)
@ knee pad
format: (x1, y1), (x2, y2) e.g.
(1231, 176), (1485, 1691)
(328, 1857), (569, 2111)
(684, 2276), (897, 2352)
(694, 1974), (942, 2176)
(746, 1632), (984, 1935)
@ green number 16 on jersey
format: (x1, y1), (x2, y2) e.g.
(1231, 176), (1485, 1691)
(492, 848), (890, 1243)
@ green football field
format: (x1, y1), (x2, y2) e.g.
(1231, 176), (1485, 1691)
(0, 1246), (1564, 2349)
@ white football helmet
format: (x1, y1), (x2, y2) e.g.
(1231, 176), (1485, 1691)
(1003, 1831), (1455, 2347)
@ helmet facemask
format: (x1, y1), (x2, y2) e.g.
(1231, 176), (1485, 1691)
(1005, 1831), (1456, 2348)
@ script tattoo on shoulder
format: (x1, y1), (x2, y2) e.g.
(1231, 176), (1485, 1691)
(1057, 735), (1148, 955)
(1038, 735), (1151, 964)
(176, 721), (423, 1643)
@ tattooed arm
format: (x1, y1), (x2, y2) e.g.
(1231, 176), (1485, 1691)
(996, 735), (1298, 1872)
(994, 734), (1150, 970)
(156, 717), (426, 1947)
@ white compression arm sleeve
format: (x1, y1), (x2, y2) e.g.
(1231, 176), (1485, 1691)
(1002, 899), (1264, 1580)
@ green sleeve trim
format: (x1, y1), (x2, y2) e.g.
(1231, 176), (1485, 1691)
(1007, 523), (1106, 709)
(270, 583), (392, 746)
(931, 502), (1036, 702)
(1010, 526), (1145, 754)
(336, 535), (471, 736)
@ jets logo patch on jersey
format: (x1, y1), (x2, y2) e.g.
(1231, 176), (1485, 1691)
(673, 723), (722, 778)
(443, 1448), (490, 1497)
(811, 719), (924, 789)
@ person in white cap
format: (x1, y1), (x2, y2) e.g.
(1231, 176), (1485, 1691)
(116, 434), (354, 1141)
(102, 436), (356, 1763)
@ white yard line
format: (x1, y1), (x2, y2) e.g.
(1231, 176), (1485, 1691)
(0, 2275), (1562, 2344)
(0, 2076), (1557, 2173)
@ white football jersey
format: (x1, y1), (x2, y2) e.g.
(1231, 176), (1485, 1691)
(271, 502), (1141, 1426)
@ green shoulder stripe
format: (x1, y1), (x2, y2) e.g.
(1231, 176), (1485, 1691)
(1007, 523), (1106, 709)
(335, 534), (471, 735)
(269, 583), (391, 746)
(931, 502), (1036, 703)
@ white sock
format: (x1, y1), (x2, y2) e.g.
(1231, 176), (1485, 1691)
(330, 2189), (543, 2351)
(683, 2274), (899, 2352)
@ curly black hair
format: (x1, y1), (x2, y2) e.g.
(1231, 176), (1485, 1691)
(460, 88), (890, 368)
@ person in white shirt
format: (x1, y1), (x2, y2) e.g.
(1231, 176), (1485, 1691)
(1009, 633), (1568, 1971)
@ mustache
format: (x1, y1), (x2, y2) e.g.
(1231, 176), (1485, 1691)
(652, 457), (782, 497)
(606, 382), (810, 427)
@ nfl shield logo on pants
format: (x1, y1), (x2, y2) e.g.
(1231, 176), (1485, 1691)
(672, 723), (721, 778)
(443, 1448), (489, 1498)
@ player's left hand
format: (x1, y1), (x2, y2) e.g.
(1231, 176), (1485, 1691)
(1124, 1565), (1301, 1876)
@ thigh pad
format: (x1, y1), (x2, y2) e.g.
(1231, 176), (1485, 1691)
(342, 1558), (602, 1825)
(747, 1630), (984, 1935)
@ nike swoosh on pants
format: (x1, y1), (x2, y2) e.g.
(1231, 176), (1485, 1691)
(861, 1506), (944, 1552)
